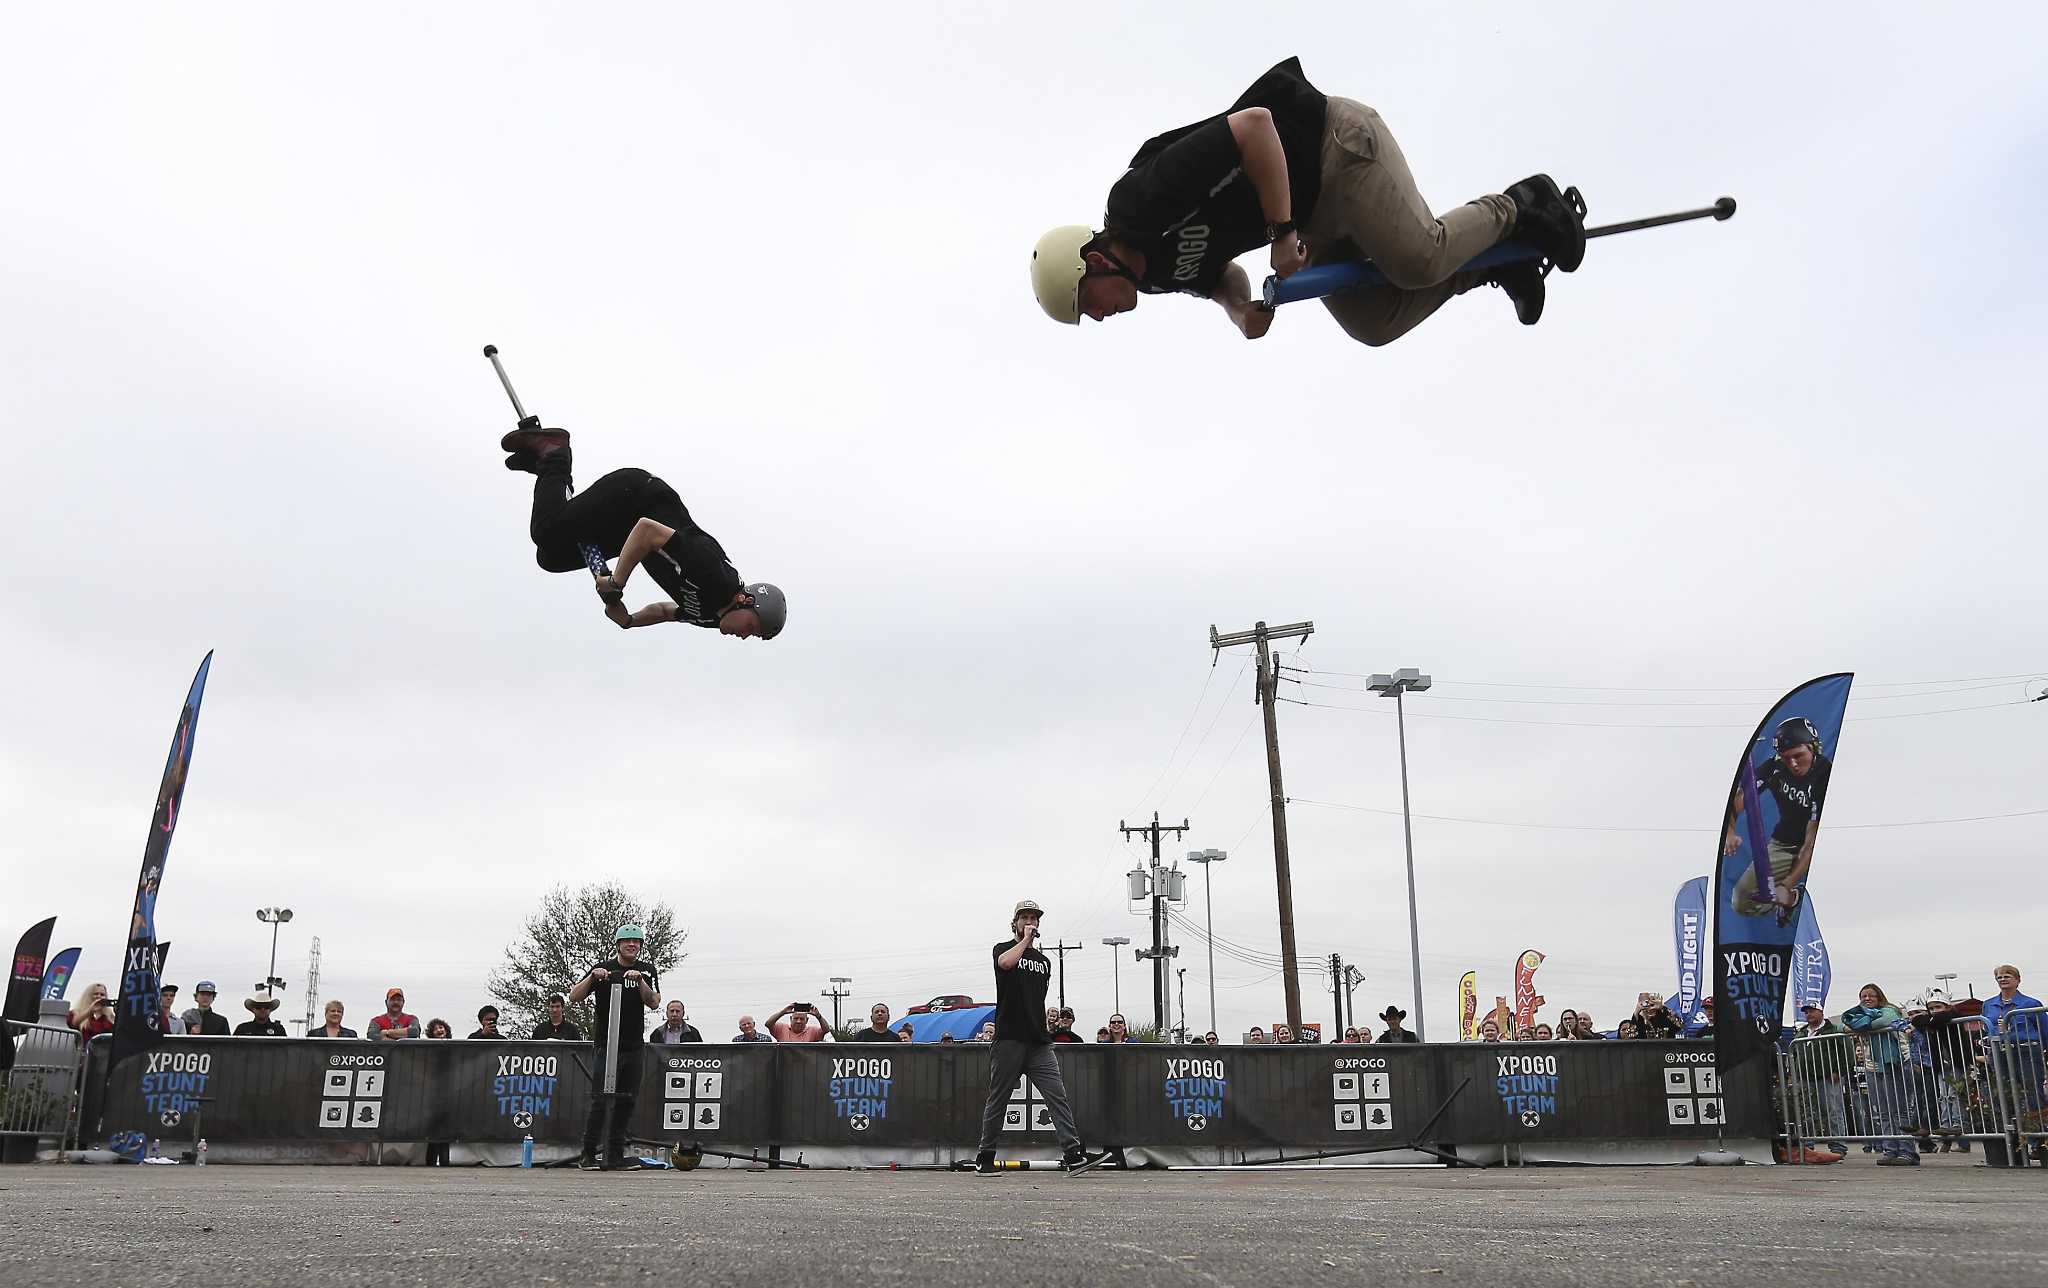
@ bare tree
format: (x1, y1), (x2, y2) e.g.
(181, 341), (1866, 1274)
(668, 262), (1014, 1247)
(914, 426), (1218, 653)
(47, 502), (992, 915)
(486, 882), (685, 1036)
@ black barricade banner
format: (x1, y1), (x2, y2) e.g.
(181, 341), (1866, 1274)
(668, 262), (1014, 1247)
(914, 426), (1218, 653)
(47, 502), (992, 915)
(6, 916), (56, 1025)
(111, 653), (213, 1070)
(97, 1039), (1770, 1155)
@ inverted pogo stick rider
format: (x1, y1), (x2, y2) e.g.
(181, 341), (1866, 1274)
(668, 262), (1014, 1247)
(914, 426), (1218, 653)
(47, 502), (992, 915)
(503, 426), (786, 639)
(975, 900), (1108, 1176)
(1031, 57), (1587, 344)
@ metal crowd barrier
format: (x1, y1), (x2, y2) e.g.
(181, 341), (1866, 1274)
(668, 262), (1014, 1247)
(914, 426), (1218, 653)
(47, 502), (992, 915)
(1779, 1014), (2048, 1165)
(2, 1020), (85, 1156)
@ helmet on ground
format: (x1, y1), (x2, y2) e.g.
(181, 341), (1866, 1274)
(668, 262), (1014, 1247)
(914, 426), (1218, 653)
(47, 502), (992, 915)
(744, 583), (786, 640)
(1031, 226), (1096, 325)
(1773, 717), (1822, 753)
(615, 924), (645, 942)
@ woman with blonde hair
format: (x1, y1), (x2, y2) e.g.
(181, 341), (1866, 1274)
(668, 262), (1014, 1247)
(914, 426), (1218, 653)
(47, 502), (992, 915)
(68, 983), (115, 1040)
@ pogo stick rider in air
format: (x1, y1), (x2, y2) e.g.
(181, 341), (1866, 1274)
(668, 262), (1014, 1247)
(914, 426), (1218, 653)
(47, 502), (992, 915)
(1030, 57), (1587, 344)
(501, 424), (786, 640)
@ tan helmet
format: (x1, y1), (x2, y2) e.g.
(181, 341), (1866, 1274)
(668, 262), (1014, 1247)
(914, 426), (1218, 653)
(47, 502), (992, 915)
(1030, 226), (1096, 325)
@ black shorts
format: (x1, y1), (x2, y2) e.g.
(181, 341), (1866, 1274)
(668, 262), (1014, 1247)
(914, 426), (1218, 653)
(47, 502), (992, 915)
(533, 469), (692, 573)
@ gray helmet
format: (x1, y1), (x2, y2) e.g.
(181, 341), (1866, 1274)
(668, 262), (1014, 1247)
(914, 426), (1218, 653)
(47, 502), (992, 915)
(744, 583), (786, 640)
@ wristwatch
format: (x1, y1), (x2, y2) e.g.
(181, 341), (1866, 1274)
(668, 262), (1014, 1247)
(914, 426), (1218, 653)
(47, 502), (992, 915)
(1265, 219), (1297, 242)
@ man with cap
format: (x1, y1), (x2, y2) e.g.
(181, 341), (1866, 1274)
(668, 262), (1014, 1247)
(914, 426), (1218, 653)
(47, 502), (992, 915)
(367, 989), (421, 1041)
(158, 985), (186, 1036)
(566, 924), (661, 1170)
(1376, 1006), (1420, 1044)
(1724, 716), (1833, 920)
(973, 900), (1107, 1176)
(182, 981), (230, 1036)
(1029, 57), (1586, 345)
(499, 428), (787, 643)
(1790, 1003), (1850, 1155)
(233, 992), (287, 1037)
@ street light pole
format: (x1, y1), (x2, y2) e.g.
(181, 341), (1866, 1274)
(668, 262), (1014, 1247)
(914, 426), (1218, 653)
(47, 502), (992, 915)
(255, 907), (294, 1000)
(1102, 937), (1131, 1015)
(1186, 849), (1227, 1035)
(1368, 668), (1431, 1041)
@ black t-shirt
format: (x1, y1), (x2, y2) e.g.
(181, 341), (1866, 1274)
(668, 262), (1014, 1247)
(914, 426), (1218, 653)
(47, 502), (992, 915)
(1377, 1029), (1420, 1044)
(1757, 754), (1832, 847)
(189, 1011), (231, 1037)
(532, 1020), (583, 1041)
(467, 1028), (508, 1040)
(233, 1019), (286, 1037)
(586, 957), (659, 1049)
(1636, 1009), (1681, 1039)
(1104, 57), (1329, 298)
(644, 525), (744, 629)
(990, 939), (1053, 1044)
(847, 1026), (899, 1044)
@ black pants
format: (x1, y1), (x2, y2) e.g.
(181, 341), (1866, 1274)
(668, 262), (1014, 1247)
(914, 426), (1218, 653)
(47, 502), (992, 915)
(529, 464), (693, 574)
(581, 1044), (643, 1156)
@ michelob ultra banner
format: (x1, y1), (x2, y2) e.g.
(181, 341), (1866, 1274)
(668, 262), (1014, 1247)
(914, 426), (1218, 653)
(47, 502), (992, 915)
(1672, 877), (1708, 1021)
(1712, 673), (1852, 1069)
(6, 916), (56, 1025)
(1458, 972), (1478, 1040)
(1789, 894), (1830, 1014)
(1512, 949), (1545, 1032)
(111, 653), (214, 1069)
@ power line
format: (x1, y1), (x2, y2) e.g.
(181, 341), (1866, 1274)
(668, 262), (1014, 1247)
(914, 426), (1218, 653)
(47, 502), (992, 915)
(1288, 796), (2048, 834)
(1276, 693), (2032, 729)
(1277, 668), (2048, 693)
(1279, 674), (2025, 708)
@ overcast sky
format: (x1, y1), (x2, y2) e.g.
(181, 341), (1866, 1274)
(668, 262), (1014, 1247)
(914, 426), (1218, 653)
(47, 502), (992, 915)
(5, 5), (2044, 1043)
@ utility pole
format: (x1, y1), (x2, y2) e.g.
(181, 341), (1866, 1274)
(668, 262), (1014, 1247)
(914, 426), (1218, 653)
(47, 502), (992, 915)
(822, 977), (852, 1031)
(1210, 619), (1314, 1034)
(1045, 941), (1085, 1010)
(1342, 964), (1364, 1033)
(1176, 967), (1188, 1042)
(1330, 953), (1345, 1038)
(1102, 937), (1131, 1014)
(1121, 812), (1189, 1032)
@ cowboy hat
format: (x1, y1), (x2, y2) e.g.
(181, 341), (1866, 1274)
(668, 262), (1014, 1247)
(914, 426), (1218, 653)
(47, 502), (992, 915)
(244, 993), (280, 1012)
(1379, 1006), (1407, 1021)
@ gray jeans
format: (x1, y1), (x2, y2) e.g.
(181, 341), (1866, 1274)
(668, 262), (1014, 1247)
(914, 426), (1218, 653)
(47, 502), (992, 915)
(1302, 97), (1515, 346)
(978, 1040), (1081, 1153)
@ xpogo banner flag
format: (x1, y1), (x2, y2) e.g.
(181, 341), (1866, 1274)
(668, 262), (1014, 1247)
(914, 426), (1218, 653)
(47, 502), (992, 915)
(1789, 895), (1830, 1014)
(1712, 673), (1852, 1070)
(1512, 949), (1545, 1033)
(6, 916), (56, 1025)
(111, 653), (213, 1069)
(1457, 972), (1478, 1040)
(1672, 877), (1708, 1021)
(41, 946), (81, 1002)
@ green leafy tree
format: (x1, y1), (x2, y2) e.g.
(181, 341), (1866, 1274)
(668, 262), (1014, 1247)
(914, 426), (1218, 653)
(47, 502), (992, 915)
(486, 882), (685, 1036)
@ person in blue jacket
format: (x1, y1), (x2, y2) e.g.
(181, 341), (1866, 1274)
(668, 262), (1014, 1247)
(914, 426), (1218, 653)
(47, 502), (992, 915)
(1842, 984), (1915, 1165)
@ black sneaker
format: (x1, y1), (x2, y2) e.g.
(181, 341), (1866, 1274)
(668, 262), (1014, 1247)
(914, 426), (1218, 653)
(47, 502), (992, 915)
(1062, 1146), (1109, 1176)
(575, 1149), (599, 1170)
(974, 1151), (997, 1176)
(1504, 174), (1586, 273)
(1489, 260), (1545, 326)
(504, 449), (539, 473)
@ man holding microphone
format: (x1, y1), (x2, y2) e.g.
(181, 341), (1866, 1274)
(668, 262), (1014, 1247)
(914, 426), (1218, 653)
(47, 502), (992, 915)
(974, 900), (1107, 1176)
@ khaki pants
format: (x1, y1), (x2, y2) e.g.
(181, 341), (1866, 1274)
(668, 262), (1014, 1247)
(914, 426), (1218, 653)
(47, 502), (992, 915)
(1302, 98), (1515, 346)
(1731, 839), (1801, 909)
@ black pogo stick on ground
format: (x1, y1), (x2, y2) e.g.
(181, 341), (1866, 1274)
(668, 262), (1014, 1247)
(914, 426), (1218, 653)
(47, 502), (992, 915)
(482, 344), (611, 583)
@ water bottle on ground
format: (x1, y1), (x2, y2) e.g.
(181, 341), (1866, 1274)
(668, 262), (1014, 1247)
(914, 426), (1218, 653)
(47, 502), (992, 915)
(196, 1138), (208, 1167)
(521, 1134), (533, 1169)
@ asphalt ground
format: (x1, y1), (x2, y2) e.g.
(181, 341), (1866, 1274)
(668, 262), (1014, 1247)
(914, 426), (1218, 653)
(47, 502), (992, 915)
(6, 1153), (2039, 1288)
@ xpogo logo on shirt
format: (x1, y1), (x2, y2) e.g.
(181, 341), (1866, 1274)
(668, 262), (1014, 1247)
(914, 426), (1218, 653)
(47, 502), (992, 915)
(829, 1056), (892, 1131)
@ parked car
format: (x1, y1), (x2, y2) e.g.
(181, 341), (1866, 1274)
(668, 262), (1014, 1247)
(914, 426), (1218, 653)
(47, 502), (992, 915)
(906, 994), (984, 1015)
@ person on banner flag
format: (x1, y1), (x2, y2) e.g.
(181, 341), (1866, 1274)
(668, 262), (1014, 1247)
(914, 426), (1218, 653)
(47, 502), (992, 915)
(500, 428), (786, 642)
(1723, 717), (1833, 918)
(1028, 58), (1587, 345)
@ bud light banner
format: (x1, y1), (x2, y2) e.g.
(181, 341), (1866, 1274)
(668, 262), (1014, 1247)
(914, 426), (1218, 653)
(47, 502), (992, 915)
(1672, 878), (1707, 1020)
(111, 653), (214, 1070)
(42, 946), (81, 1003)
(1789, 895), (1830, 1014)
(1712, 673), (1852, 1070)
(6, 916), (56, 1025)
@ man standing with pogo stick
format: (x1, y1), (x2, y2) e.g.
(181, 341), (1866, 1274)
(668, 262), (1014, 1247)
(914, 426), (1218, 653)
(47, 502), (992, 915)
(481, 346), (788, 641)
(974, 900), (1108, 1176)
(567, 925), (661, 1170)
